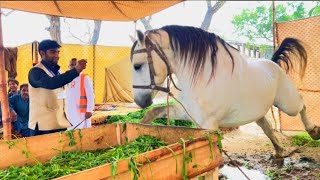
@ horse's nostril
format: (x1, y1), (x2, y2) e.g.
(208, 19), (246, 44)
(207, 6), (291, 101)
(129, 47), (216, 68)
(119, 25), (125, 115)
(134, 64), (142, 71)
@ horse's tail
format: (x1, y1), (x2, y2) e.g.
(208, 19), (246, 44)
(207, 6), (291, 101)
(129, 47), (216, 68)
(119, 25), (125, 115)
(271, 37), (307, 79)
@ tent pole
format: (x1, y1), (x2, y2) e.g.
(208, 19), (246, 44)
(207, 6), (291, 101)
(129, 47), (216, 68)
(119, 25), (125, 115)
(271, 0), (280, 131)
(0, 9), (12, 140)
(272, 1), (276, 51)
(134, 21), (137, 39)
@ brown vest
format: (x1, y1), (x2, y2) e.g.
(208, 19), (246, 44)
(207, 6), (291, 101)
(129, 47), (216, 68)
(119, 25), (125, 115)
(28, 63), (71, 130)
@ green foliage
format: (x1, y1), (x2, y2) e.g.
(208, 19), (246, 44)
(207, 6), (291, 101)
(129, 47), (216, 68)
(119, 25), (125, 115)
(232, 2), (320, 42)
(309, 1), (320, 16)
(291, 132), (320, 147)
(0, 135), (167, 179)
(106, 101), (197, 128)
(65, 130), (77, 147)
(265, 168), (283, 180)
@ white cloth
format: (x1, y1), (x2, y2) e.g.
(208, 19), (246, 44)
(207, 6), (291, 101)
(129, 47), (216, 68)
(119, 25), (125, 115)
(66, 74), (95, 130)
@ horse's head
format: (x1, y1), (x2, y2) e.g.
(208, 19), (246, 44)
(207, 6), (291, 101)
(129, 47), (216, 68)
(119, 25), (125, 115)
(130, 29), (174, 108)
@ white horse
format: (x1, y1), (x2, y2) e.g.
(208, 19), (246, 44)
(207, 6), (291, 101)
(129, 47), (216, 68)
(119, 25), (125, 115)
(130, 25), (320, 158)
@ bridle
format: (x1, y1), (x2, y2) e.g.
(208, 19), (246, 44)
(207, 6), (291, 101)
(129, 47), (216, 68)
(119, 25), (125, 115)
(130, 35), (201, 129)
(131, 36), (181, 93)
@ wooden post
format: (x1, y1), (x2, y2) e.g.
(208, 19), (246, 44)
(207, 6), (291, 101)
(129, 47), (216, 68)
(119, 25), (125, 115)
(253, 48), (257, 58)
(0, 9), (12, 140)
(240, 43), (245, 55)
(272, 1), (279, 131)
(272, 1), (276, 51)
(248, 47), (252, 57)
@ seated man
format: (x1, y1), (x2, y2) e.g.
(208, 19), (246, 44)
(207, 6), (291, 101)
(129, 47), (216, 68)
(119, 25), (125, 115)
(7, 78), (20, 98)
(9, 84), (34, 137)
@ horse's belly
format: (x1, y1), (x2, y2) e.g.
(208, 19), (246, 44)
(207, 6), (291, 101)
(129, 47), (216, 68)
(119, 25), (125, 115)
(219, 106), (268, 127)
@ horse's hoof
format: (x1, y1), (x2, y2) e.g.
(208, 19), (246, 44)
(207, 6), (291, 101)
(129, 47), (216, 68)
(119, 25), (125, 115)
(308, 126), (320, 140)
(271, 157), (284, 166)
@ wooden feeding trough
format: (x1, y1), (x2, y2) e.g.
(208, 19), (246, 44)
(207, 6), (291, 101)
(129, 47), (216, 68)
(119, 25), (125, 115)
(0, 123), (223, 179)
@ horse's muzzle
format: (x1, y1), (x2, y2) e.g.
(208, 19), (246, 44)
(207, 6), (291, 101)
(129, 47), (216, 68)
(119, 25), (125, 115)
(134, 95), (153, 108)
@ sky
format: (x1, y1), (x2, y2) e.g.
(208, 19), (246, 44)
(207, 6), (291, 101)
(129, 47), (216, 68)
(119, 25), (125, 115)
(0, 1), (315, 47)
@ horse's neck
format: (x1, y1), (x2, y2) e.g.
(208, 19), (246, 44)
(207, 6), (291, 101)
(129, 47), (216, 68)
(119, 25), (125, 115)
(171, 42), (246, 92)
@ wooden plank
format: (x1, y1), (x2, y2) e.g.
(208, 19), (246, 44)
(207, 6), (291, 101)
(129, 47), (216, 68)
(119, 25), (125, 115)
(1, 123), (223, 179)
(55, 134), (223, 180)
(0, 124), (119, 169)
(120, 123), (211, 144)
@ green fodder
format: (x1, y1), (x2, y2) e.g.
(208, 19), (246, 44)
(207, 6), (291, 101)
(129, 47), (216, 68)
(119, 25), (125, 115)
(0, 135), (167, 179)
(106, 101), (196, 128)
(291, 132), (320, 147)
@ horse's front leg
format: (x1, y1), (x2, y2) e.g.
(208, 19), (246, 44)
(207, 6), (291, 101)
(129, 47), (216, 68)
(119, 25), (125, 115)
(141, 104), (190, 124)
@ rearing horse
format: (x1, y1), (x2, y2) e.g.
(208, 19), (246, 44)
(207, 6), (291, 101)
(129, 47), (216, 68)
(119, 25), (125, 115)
(130, 25), (320, 158)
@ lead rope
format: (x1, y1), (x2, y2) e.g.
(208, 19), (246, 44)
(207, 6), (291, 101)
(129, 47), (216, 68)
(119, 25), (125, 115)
(166, 76), (171, 125)
(222, 149), (251, 180)
(165, 84), (250, 180)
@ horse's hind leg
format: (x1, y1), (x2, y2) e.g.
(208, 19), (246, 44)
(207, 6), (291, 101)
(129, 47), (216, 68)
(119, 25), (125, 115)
(256, 116), (284, 158)
(300, 105), (320, 140)
(275, 72), (320, 140)
(141, 104), (190, 124)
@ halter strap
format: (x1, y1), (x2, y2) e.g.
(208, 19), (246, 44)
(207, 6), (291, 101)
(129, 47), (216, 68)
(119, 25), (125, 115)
(131, 36), (180, 93)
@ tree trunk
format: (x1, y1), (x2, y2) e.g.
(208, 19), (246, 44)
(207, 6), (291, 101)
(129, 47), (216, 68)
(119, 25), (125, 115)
(140, 16), (153, 30)
(90, 20), (102, 45)
(200, 1), (226, 31)
(46, 15), (62, 44)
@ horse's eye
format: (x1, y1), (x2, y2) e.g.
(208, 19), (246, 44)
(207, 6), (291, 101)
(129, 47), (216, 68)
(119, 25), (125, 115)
(134, 64), (142, 71)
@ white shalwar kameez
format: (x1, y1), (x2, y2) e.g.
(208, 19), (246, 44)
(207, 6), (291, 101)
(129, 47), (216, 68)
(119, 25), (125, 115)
(66, 74), (95, 130)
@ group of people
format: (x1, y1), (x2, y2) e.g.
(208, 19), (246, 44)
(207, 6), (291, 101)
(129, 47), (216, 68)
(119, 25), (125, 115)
(0, 39), (95, 137)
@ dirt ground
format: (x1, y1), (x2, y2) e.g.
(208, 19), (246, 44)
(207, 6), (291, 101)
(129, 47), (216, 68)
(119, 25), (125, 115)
(220, 122), (320, 180)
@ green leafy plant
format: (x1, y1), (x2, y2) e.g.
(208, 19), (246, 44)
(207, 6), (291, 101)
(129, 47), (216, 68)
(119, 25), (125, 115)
(0, 135), (167, 179)
(106, 102), (196, 128)
(232, 2), (320, 42)
(291, 132), (320, 147)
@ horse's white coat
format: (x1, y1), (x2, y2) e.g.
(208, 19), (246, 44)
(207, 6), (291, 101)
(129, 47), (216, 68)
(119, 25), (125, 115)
(132, 30), (303, 130)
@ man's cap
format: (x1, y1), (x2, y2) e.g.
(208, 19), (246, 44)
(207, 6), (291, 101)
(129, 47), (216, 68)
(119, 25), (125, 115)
(38, 39), (61, 52)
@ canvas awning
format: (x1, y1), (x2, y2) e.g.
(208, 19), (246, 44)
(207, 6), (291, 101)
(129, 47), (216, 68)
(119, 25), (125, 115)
(0, 1), (183, 139)
(0, 1), (182, 21)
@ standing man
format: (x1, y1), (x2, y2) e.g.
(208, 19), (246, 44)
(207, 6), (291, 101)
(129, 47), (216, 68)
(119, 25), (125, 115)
(9, 84), (34, 137)
(28, 39), (87, 136)
(66, 58), (95, 130)
(7, 78), (20, 98)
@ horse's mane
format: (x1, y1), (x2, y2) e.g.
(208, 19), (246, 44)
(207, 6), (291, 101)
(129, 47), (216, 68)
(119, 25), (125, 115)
(159, 25), (237, 84)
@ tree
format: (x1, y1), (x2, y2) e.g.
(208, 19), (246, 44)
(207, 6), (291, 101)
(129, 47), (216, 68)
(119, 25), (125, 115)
(46, 16), (102, 45)
(200, 1), (226, 31)
(139, 0), (226, 31)
(140, 16), (153, 31)
(64, 19), (102, 45)
(231, 1), (320, 42)
(46, 15), (62, 44)
(309, 1), (320, 16)
(90, 20), (102, 45)
(2, 10), (15, 17)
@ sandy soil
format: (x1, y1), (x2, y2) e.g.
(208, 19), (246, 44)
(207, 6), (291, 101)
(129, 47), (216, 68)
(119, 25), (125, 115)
(220, 122), (320, 180)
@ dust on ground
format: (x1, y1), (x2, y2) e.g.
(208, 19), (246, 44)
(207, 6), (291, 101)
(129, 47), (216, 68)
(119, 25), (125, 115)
(220, 122), (320, 180)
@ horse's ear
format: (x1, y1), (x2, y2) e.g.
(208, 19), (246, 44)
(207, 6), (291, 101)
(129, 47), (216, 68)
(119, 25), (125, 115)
(129, 35), (136, 43)
(137, 30), (144, 45)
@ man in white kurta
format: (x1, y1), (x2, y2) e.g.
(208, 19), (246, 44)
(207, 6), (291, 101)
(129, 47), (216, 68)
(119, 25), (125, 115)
(66, 58), (95, 130)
